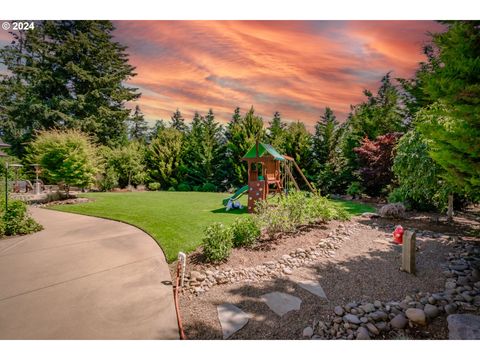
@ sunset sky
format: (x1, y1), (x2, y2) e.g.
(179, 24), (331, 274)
(0, 20), (445, 128)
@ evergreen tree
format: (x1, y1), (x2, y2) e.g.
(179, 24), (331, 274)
(0, 20), (140, 156)
(231, 107), (242, 127)
(312, 107), (339, 194)
(312, 107), (337, 166)
(267, 111), (287, 153)
(128, 105), (149, 142)
(149, 119), (166, 141)
(182, 110), (225, 188)
(333, 73), (409, 192)
(225, 106), (265, 187)
(146, 127), (184, 189)
(170, 109), (187, 132)
(284, 121), (313, 186)
(415, 21), (480, 200)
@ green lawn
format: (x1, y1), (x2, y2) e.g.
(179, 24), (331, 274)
(331, 199), (375, 215)
(51, 191), (374, 262)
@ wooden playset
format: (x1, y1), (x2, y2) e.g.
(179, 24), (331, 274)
(240, 142), (315, 213)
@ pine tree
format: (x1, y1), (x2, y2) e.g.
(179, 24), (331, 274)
(224, 106), (265, 186)
(416, 21), (480, 200)
(312, 107), (337, 166)
(170, 109), (187, 132)
(150, 119), (167, 141)
(284, 121), (313, 186)
(182, 110), (225, 188)
(312, 107), (339, 194)
(0, 20), (140, 156)
(128, 105), (149, 142)
(267, 111), (287, 153)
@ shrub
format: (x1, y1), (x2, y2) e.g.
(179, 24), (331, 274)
(201, 182), (216, 192)
(255, 192), (349, 237)
(168, 186), (176, 191)
(201, 183), (216, 192)
(192, 185), (201, 192)
(177, 183), (192, 192)
(390, 130), (455, 211)
(202, 223), (233, 262)
(102, 142), (146, 189)
(26, 129), (99, 195)
(347, 182), (363, 198)
(98, 167), (119, 192)
(231, 217), (261, 248)
(1, 199), (43, 236)
(148, 182), (161, 191)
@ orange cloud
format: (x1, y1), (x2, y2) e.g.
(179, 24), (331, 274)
(1, 21), (445, 128)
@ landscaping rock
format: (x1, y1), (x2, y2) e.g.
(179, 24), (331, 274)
(303, 326), (314, 338)
(356, 327), (370, 340)
(379, 203), (405, 218)
(361, 212), (380, 219)
(390, 314), (408, 329)
(423, 304), (439, 319)
(261, 292), (302, 316)
(283, 267), (293, 275)
(445, 303), (458, 315)
(297, 280), (328, 299)
(334, 306), (344, 316)
(448, 314), (480, 340)
(217, 303), (250, 339)
(360, 303), (375, 313)
(190, 271), (206, 282)
(366, 322), (379, 336)
(405, 308), (426, 325)
(343, 314), (361, 325)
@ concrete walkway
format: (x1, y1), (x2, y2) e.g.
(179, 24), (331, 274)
(0, 207), (178, 339)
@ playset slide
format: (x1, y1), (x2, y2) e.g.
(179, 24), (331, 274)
(222, 185), (249, 206)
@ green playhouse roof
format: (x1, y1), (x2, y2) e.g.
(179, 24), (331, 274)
(243, 143), (285, 161)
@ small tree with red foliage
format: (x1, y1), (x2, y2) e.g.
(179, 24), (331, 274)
(354, 133), (403, 196)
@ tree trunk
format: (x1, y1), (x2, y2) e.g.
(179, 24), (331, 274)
(447, 194), (454, 222)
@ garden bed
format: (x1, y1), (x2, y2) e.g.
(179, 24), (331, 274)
(178, 208), (480, 339)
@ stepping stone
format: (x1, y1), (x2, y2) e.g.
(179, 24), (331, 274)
(261, 291), (302, 316)
(217, 303), (250, 339)
(448, 314), (480, 340)
(296, 280), (328, 299)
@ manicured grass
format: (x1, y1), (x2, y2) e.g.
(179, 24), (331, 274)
(332, 199), (375, 215)
(51, 191), (374, 262)
(51, 191), (248, 262)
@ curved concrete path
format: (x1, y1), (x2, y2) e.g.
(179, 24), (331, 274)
(0, 207), (178, 339)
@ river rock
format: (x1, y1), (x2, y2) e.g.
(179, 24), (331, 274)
(405, 308), (426, 325)
(190, 270), (206, 282)
(424, 304), (439, 319)
(334, 306), (344, 316)
(390, 314), (408, 329)
(303, 326), (314, 338)
(445, 303), (458, 314)
(356, 327), (370, 340)
(366, 323), (379, 335)
(343, 314), (361, 325)
(360, 303), (376, 313)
